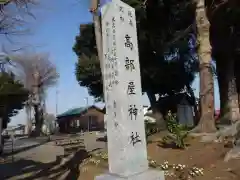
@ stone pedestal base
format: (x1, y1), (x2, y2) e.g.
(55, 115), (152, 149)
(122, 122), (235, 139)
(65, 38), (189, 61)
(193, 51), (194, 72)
(95, 169), (165, 180)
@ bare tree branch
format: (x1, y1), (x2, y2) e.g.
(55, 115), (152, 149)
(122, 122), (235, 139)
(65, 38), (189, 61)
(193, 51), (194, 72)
(0, 0), (37, 38)
(0, 0), (36, 12)
(9, 52), (59, 94)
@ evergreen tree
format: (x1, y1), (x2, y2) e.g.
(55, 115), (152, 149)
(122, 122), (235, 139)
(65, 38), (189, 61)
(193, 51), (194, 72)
(0, 72), (29, 129)
(73, 0), (198, 105)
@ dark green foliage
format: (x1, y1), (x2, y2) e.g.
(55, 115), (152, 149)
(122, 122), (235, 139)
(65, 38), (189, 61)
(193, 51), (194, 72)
(73, 24), (103, 101)
(0, 72), (29, 129)
(155, 93), (195, 118)
(75, 54), (103, 101)
(162, 111), (188, 149)
(73, 0), (198, 101)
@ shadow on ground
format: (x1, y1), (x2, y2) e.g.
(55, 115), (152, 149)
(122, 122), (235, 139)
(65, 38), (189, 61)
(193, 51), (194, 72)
(3, 140), (49, 157)
(96, 137), (107, 142)
(0, 148), (90, 180)
(157, 142), (190, 149)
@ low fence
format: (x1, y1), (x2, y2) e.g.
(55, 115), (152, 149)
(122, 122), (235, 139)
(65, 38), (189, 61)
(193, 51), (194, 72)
(55, 137), (85, 155)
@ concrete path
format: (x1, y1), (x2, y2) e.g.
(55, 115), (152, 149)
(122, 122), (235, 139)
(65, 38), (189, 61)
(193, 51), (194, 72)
(0, 132), (106, 180)
(3, 137), (49, 155)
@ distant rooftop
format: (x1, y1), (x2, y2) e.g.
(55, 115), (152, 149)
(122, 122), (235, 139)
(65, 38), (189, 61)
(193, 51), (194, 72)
(5, 124), (25, 131)
(56, 105), (102, 119)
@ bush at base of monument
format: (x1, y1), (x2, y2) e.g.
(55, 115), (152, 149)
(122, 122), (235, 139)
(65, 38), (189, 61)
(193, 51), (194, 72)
(161, 111), (188, 149)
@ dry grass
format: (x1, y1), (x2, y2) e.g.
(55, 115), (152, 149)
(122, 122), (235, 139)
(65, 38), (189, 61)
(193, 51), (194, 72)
(77, 133), (240, 180)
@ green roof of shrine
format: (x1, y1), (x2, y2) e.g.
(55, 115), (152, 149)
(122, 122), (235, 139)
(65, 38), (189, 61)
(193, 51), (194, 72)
(57, 107), (88, 118)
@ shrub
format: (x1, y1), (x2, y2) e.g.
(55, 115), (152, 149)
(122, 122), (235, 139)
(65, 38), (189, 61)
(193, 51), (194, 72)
(162, 111), (188, 149)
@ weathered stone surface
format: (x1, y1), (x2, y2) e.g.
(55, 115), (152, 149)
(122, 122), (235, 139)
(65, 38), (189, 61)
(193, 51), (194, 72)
(188, 132), (220, 143)
(199, 133), (219, 143)
(191, 121), (240, 144)
(99, 1), (165, 179)
(96, 169), (165, 180)
(219, 121), (240, 161)
(224, 147), (240, 162)
(218, 122), (240, 138)
(233, 121), (240, 146)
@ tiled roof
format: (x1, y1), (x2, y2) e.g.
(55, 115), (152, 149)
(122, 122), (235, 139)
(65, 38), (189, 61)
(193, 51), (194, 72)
(56, 105), (103, 119)
(57, 106), (90, 119)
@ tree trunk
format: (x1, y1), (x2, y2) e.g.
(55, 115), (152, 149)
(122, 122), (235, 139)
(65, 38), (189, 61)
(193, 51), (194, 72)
(235, 59), (240, 118)
(196, 63), (216, 132)
(0, 118), (3, 155)
(34, 105), (40, 136)
(25, 106), (32, 135)
(32, 69), (42, 136)
(193, 0), (216, 132)
(215, 54), (240, 124)
(33, 105), (43, 136)
(186, 85), (199, 125)
(216, 58), (228, 123)
(225, 58), (240, 123)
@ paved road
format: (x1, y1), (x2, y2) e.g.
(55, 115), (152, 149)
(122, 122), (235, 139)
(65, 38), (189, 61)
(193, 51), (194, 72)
(3, 137), (48, 154)
(0, 133), (107, 179)
(2, 132), (106, 155)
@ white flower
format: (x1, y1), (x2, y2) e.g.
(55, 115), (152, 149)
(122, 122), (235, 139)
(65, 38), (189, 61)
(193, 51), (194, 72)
(82, 167), (88, 172)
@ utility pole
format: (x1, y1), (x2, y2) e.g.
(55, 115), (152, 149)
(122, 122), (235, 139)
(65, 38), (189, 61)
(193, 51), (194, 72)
(55, 86), (59, 116)
(85, 97), (90, 132)
(90, 0), (103, 70)
(85, 97), (89, 107)
(90, 0), (107, 144)
(55, 86), (59, 132)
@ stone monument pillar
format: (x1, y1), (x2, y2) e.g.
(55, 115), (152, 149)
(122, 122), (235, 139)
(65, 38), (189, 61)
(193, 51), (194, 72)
(96, 0), (165, 179)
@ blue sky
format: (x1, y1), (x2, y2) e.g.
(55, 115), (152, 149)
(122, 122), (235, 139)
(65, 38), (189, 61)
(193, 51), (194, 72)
(1, 0), (219, 125)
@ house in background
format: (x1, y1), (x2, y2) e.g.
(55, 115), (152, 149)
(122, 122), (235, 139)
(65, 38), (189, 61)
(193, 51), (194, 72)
(144, 93), (196, 127)
(3, 124), (25, 136)
(177, 96), (194, 127)
(56, 105), (104, 133)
